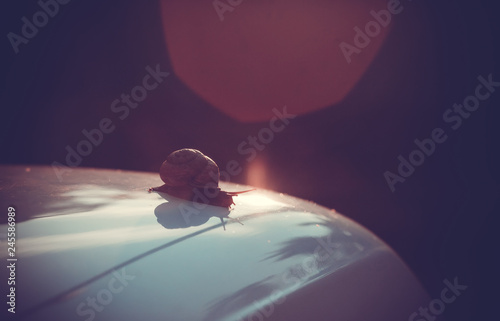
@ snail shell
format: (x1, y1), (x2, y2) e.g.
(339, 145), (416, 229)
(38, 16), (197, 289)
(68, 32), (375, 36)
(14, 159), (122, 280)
(149, 149), (253, 209)
(159, 149), (219, 189)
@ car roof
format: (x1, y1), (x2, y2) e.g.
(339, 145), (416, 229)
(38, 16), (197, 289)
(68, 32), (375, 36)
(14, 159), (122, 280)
(0, 166), (429, 321)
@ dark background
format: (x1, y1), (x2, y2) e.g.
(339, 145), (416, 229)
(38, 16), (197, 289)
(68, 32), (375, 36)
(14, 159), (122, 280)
(1, 0), (499, 320)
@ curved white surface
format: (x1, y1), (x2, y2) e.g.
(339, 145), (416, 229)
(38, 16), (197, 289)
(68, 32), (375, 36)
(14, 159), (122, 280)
(0, 166), (430, 321)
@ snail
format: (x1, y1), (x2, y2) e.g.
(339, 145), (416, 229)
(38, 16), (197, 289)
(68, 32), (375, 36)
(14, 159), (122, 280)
(148, 148), (253, 209)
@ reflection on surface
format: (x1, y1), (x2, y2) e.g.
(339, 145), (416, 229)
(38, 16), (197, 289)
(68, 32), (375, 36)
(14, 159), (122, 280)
(234, 192), (289, 209)
(152, 188), (287, 231)
(36, 184), (130, 217)
(1, 184), (168, 258)
(0, 166), (157, 223)
(154, 200), (234, 230)
(202, 215), (381, 321)
(203, 276), (278, 321)
(6, 226), (167, 258)
(263, 217), (373, 262)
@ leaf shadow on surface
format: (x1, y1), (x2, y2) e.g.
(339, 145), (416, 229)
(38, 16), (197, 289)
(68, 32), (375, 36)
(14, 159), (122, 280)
(203, 216), (377, 321)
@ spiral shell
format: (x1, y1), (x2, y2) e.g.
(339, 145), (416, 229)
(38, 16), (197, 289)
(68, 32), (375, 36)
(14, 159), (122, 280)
(159, 149), (220, 189)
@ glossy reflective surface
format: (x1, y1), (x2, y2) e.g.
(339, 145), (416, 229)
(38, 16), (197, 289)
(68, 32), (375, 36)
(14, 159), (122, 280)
(0, 166), (429, 321)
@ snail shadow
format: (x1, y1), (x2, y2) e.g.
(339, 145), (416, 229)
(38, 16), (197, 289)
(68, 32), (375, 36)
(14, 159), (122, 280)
(153, 192), (238, 230)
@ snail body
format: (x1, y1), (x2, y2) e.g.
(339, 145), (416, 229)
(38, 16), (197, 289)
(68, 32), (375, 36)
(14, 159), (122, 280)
(149, 148), (252, 209)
